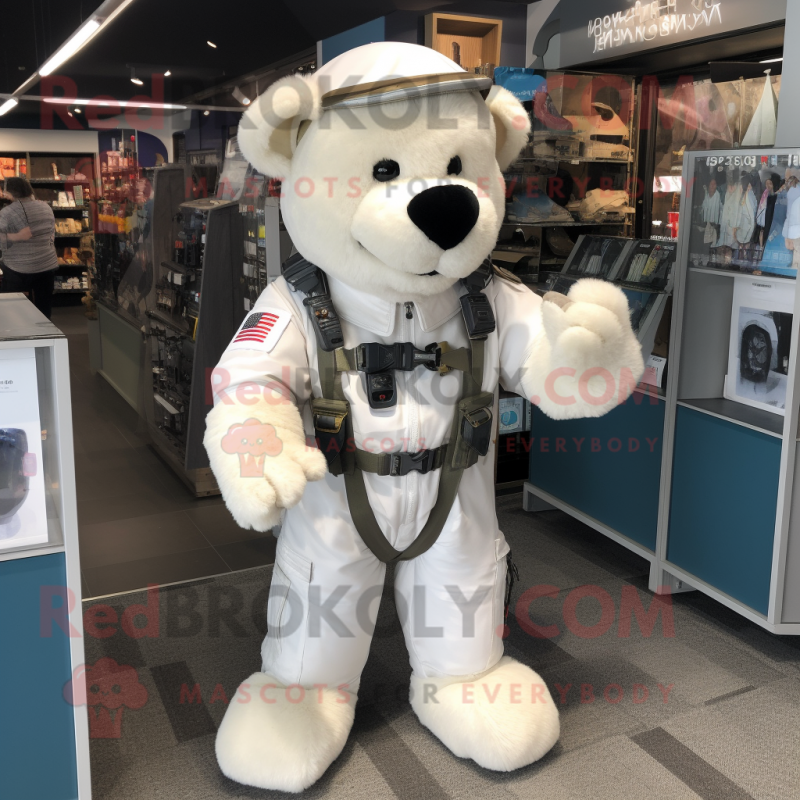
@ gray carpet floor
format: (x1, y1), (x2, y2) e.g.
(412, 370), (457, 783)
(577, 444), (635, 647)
(83, 496), (800, 799)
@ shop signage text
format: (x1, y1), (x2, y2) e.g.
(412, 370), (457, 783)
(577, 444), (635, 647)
(588, 0), (723, 54)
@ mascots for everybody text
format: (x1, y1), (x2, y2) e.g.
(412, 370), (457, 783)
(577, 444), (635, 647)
(204, 42), (643, 792)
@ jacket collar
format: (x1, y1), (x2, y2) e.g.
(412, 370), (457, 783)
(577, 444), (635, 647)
(328, 276), (463, 336)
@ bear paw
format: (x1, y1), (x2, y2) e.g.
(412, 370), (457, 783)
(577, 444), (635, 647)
(410, 656), (559, 771)
(215, 672), (356, 792)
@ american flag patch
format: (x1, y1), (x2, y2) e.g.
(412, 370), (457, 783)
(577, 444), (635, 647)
(227, 307), (290, 353)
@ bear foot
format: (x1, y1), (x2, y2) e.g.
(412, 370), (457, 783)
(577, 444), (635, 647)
(215, 672), (356, 792)
(410, 656), (559, 771)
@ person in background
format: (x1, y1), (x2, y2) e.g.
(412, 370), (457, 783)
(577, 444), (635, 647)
(0, 177), (59, 318)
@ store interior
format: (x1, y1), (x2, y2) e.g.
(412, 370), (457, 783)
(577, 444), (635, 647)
(3, 1), (800, 799)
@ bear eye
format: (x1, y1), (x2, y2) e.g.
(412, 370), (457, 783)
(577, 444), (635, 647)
(447, 156), (462, 176)
(373, 160), (400, 182)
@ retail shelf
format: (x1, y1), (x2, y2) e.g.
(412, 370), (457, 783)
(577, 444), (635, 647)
(160, 260), (195, 275)
(514, 156), (634, 165)
(638, 382), (666, 401)
(29, 178), (91, 184)
(506, 220), (630, 228)
(0, 542), (66, 563)
(615, 281), (670, 294)
(147, 309), (191, 335)
(56, 263), (88, 268)
(677, 398), (784, 438)
(688, 265), (798, 285)
(55, 232), (93, 238)
(54, 288), (88, 294)
(51, 207), (86, 212)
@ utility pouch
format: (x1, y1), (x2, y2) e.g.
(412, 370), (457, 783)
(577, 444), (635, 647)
(311, 397), (350, 474)
(460, 293), (496, 339)
(453, 391), (494, 469)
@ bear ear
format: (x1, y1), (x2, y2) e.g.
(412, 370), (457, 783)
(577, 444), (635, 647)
(486, 86), (531, 171)
(237, 74), (321, 179)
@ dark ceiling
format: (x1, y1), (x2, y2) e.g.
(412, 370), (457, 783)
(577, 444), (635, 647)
(1, 0), (536, 107)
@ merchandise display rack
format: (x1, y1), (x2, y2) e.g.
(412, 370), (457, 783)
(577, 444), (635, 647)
(142, 188), (245, 495)
(0, 295), (90, 799)
(495, 70), (638, 285)
(526, 147), (800, 633)
(652, 146), (800, 632)
(524, 233), (674, 560)
(0, 150), (97, 297)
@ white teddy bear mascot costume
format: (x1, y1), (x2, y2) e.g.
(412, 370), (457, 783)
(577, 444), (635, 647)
(205, 42), (643, 792)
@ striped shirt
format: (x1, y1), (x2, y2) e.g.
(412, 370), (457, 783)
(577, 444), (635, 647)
(0, 199), (59, 274)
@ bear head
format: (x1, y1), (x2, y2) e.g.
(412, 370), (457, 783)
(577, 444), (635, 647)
(237, 42), (530, 301)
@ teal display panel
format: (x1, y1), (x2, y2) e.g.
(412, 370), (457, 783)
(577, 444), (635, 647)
(0, 553), (78, 800)
(667, 407), (780, 615)
(528, 391), (664, 550)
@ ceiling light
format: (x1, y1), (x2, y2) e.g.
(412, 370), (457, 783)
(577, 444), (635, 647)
(207, 41), (217, 48)
(40, 20), (101, 76)
(164, 70), (171, 77)
(0, 98), (19, 116)
(11, 0), (136, 98)
(760, 57), (783, 64)
(42, 96), (187, 110)
(130, 67), (143, 86)
(232, 86), (251, 106)
(74, 107), (81, 113)
(203, 109), (210, 116)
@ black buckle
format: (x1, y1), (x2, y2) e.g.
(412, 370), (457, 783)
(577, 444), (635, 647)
(389, 449), (436, 477)
(355, 342), (439, 374)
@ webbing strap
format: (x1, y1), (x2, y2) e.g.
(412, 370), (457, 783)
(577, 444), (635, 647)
(354, 445), (447, 477)
(312, 285), (488, 562)
(342, 336), (484, 563)
(334, 345), (471, 376)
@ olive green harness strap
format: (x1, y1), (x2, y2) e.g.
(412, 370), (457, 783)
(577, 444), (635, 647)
(334, 345), (472, 376)
(317, 337), (486, 563)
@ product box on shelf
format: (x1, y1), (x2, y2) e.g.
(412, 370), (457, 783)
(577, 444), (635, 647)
(499, 397), (530, 435)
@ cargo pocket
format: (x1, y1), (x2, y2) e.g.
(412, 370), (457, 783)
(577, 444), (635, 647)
(261, 542), (312, 682)
(452, 390), (495, 470)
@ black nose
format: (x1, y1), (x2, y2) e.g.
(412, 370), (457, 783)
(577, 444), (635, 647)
(407, 185), (480, 250)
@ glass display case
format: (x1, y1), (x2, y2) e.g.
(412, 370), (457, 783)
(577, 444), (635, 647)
(493, 68), (638, 284)
(647, 145), (800, 633)
(0, 293), (90, 799)
(647, 72), (782, 242)
(94, 129), (152, 320)
(546, 234), (676, 379)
